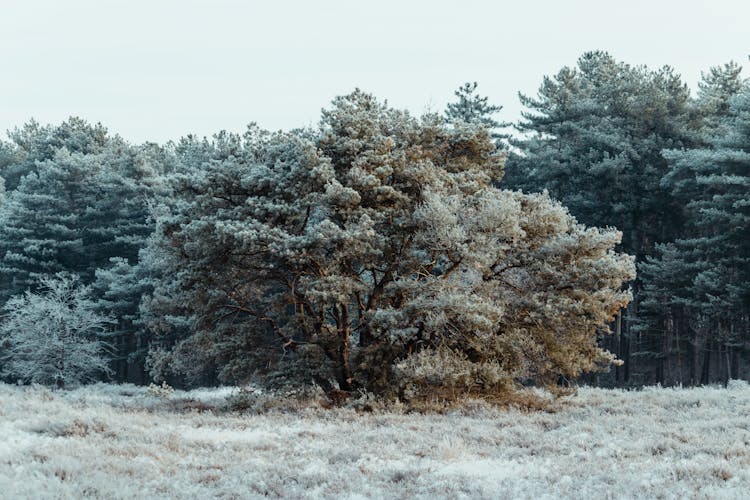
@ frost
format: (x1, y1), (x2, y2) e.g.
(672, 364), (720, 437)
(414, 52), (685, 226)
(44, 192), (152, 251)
(1, 382), (749, 498)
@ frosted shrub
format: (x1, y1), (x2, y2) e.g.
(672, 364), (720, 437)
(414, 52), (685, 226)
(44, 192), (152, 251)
(0, 273), (114, 388)
(224, 386), (265, 412)
(147, 381), (175, 398)
(143, 90), (635, 402)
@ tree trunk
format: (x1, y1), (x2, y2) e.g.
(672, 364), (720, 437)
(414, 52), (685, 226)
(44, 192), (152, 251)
(675, 308), (684, 385)
(615, 310), (623, 383)
(690, 338), (700, 386)
(621, 310), (631, 383)
(725, 345), (732, 386)
(700, 338), (711, 385)
(657, 314), (667, 385)
(337, 304), (353, 391)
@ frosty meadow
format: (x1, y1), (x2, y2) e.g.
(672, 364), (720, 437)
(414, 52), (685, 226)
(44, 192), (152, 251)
(1, 382), (749, 498)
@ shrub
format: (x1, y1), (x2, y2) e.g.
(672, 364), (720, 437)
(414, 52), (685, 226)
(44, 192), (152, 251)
(0, 273), (114, 388)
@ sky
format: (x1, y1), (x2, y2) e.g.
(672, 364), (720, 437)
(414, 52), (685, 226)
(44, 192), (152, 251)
(1, 0), (748, 144)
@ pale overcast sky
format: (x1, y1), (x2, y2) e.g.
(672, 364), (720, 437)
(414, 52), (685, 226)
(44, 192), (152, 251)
(1, 0), (748, 144)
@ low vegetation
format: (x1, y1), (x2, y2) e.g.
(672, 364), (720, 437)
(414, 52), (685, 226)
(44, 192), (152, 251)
(1, 382), (749, 498)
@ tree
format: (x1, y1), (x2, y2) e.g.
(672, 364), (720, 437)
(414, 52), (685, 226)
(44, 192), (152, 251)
(445, 82), (507, 143)
(0, 273), (114, 388)
(637, 243), (701, 384)
(0, 125), (158, 303)
(644, 85), (750, 384)
(142, 90), (634, 401)
(504, 51), (695, 384)
(0, 118), (109, 192)
(693, 62), (745, 135)
(0, 120), (167, 384)
(91, 257), (153, 383)
(506, 51), (693, 258)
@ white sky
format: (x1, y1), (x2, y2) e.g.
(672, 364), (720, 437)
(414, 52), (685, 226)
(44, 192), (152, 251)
(1, 0), (748, 144)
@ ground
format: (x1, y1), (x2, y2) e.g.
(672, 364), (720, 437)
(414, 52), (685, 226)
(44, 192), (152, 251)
(1, 382), (749, 499)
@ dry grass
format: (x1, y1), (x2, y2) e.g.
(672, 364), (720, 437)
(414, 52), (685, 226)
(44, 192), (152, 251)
(1, 381), (749, 498)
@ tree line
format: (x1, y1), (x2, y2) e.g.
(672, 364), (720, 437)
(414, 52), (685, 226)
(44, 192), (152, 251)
(0, 51), (746, 396)
(505, 51), (749, 386)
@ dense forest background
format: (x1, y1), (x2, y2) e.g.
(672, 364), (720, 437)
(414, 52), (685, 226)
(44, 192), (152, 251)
(0, 51), (747, 390)
(504, 52), (750, 387)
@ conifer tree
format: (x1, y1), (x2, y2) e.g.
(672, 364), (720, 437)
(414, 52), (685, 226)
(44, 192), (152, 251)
(645, 84), (750, 383)
(0, 139), (156, 301)
(143, 90), (635, 400)
(506, 51), (693, 258)
(1, 118), (109, 191)
(445, 82), (507, 143)
(693, 62), (746, 135)
(505, 52), (695, 383)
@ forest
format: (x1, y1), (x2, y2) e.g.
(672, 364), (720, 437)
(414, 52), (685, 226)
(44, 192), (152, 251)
(0, 51), (748, 400)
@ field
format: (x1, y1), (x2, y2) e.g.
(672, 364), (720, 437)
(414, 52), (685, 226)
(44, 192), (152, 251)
(1, 382), (749, 499)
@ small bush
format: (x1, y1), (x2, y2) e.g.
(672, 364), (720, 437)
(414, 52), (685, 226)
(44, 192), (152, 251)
(0, 273), (114, 388)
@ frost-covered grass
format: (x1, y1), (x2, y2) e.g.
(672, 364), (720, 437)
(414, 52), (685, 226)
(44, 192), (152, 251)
(1, 382), (749, 499)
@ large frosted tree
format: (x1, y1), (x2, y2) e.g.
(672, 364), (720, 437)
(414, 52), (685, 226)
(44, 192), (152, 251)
(143, 90), (634, 400)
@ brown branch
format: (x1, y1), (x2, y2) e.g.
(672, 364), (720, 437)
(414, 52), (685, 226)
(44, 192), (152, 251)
(219, 304), (298, 348)
(298, 205), (312, 234)
(483, 262), (523, 282)
(366, 270), (393, 311)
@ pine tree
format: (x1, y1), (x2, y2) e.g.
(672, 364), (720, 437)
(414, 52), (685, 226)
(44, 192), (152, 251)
(445, 82), (507, 143)
(0, 141), (156, 301)
(92, 257), (153, 383)
(647, 84), (750, 384)
(693, 62), (745, 135)
(142, 90), (634, 400)
(506, 51), (693, 258)
(1, 118), (109, 191)
(504, 51), (696, 384)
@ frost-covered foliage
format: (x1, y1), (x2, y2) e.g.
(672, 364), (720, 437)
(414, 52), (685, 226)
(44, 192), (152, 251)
(445, 81), (507, 143)
(143, 90), (634, 399)
(693, 62), (746, 135)
(0, 382), (749, 498)
(0, 116), (163, 301)
(0, 274), (114, 388)
(502, 51), (750, 387)
(0, 118), (168, 383)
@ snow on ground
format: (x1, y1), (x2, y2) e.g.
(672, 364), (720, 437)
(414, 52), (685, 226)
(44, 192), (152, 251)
(1, 382), (749, 499)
